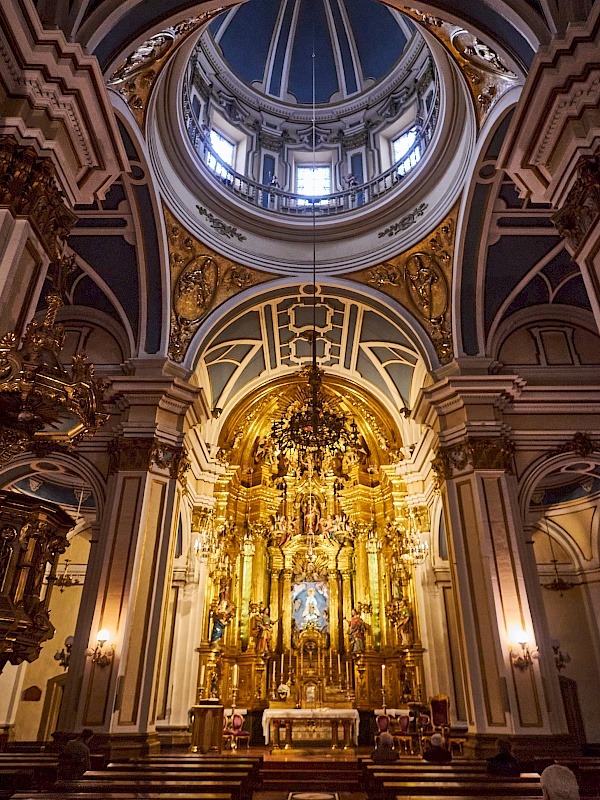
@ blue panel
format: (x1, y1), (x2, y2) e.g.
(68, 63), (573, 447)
(361, 311), (412, 348)
(356, 351), (394, 401)
(504, 274), (549, 317)
(117, 119), (138, 161)
(288, 0), (339, 104)
(541, 249), (579, 291)
(69, 235), (139, 336)
(460, 182), (490, 355)
(208, 361), (238, 405)
(484, 110), (513, 160)
(73, 275), (122, 324)
(343, 0), (406, 81)
(329, 0), (357, 94)
(211, 310), (262, 346)
(209, 11), (228, 36)
(439, 514), (448, 560)
(133, 184), (163, 354)
(351, 153), (363, 183)
(554, 274), (592, 310)
(264, 304), (277, 368)
(269, 0), (295, 97)
(344, 304), (357, 369)
(485, 236), (561, 333)
(384, 362), (412, 405)
(218, 0), (281, 85)
(229, 348), (266, 398)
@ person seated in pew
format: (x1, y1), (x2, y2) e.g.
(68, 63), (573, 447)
(487, 738), (521, 777)
(371, 731), (399, 763)
(423, 732), (452, 764)
(541, 764), (580, 800)
(56, 729), (94, 781)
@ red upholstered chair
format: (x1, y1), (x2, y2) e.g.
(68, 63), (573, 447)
(429, 695), (450, 748)
(392, 714), (413, 754)
(231, 713), (250, 750)
(374, 713), (390, 745)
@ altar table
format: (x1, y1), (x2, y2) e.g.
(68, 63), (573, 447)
(262, 708), (360, 748)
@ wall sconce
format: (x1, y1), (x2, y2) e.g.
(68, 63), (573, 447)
(510, 628), (537, 669)
(85, 628), (114, 667)
(54, 635), (74, 670)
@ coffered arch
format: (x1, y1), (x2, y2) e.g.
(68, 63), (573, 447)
(189, 280), (436, 429)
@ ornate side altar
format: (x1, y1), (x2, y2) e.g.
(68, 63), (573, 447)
(262, 708), (360, 748)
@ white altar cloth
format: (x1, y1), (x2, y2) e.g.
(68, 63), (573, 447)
(262, 708), (360, 744)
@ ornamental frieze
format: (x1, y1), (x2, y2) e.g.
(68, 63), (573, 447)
(402, 9), (519, 127)
(0, 138), (76, 258)
(349, 207), (456, 364)
(164, 205), (274, 363)
(432, 436), (515, 485)
(107, 10), (227, 128)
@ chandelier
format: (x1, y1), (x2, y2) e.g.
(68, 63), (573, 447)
(270, 351), (360, 470)
(270, 44), (359, 472)
(387, 508), (429, 568)
(0, 254), (107, 464)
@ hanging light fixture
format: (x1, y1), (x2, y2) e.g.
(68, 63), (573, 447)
(0, 253), (107, 464)
(270, 39), (359, 473)
(540, 515), (575, 595)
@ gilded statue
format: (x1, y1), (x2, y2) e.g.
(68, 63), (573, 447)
(347, 608), (366, 654)
(251, 606), (275, 654)
(210, 591), (235, 644)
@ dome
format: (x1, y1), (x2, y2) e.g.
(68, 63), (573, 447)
(208, 0), (415, 105)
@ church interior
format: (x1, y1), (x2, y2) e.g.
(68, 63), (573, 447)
(1, 0), (600, 796)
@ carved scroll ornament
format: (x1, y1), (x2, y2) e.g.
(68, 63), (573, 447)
(553, 156), (600, 252)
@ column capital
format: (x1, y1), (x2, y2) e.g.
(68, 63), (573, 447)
(432, 436), (515, 485)
(0, 137), (76, 258)
(108, 436), (189, 483)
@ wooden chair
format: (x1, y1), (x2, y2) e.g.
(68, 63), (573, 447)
(429, 694), (451, 748)
(374, 713), (390, 745)
(391, 714), (413, 754)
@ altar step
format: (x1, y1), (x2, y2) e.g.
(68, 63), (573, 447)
(260, 759), (361, 791)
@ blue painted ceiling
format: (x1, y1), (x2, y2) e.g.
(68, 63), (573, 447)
(209, 0), (412, 104)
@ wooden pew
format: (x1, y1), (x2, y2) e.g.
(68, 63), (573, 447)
(105, 761), (259, 789)
(53, 777), (244, 798)
(379, 780), (543, 797)
(15, 794), (232, 800)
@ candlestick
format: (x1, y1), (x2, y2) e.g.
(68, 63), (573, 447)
(345, 660), (350, 688)
(280, 652), (284, 679)
(271, 660), (276, 685)
(381, 663), (386, 689)
(200, 664), (206, 692)
(232, 663), (238, 688)
(337, 652), (341, 679)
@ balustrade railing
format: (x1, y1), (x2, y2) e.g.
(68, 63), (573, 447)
(183, 80), (439, 218)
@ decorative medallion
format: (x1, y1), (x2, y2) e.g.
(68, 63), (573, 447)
(163, 205), (274, 362)
(350, 207), (457, 364)
(401, 9), (519, 126)
(108, 9), (227, 127)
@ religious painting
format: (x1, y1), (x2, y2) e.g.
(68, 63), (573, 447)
(291, 579), (329, 635)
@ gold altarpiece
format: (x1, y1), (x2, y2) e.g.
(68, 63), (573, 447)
(193, 379), (428, 716)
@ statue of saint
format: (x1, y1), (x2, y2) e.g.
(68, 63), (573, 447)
(347, 608), (366, 654)
(254, 607), (275, 654)
(397, 598), (413, 646)
(302, 587), (320, 625)
(210, 591), (235, 643)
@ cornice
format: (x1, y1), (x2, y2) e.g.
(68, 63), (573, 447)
(0, 0), (128, 205)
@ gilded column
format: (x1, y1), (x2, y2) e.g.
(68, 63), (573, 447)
(328, 570), (340, 653)
(281, 568), (293, 652)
